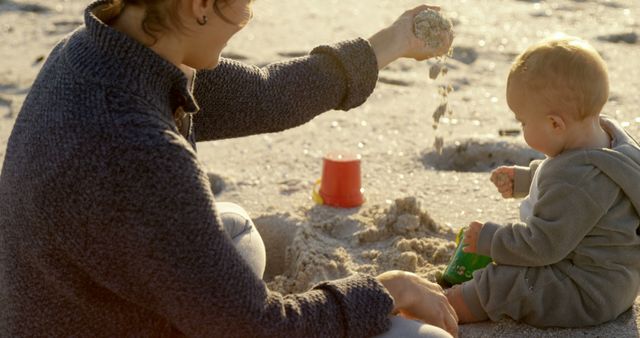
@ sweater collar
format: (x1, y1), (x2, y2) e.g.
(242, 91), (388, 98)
(65, 0), (199, 114)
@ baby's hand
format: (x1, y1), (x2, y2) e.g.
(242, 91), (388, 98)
(490, 166), (515, 198)
(462, 221), (483, 254)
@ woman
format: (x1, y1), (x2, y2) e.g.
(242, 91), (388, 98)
(0, 0), (455, 337)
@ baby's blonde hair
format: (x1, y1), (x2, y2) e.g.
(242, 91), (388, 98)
(508, 34), (609, 120)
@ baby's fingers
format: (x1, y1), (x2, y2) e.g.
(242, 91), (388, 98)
(493, 172), (512, 186)
(499, 186), (514, 198)
(497, 181), (512, 192)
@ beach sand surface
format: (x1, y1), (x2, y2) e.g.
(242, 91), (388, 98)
(1, 0), (639, 336)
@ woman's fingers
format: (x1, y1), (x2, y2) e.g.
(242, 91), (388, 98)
(399, 3), (453, 61)
(407, 4), (441, 15)
(429, 299), (459, 337)
(381, 272), (459, 336)
(442, 310), (459, 337)
(414, 281), (459, 336)
(439, 289), (459, 336)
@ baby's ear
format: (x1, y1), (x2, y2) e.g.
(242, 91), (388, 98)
(547, 114), (566, 131)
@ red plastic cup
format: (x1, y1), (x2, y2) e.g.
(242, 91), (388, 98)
(314, 152), (364, 208)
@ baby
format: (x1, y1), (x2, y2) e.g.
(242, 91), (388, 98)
(445, 35), (640, 327)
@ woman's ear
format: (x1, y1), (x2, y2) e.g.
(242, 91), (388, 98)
(547, 114), (567, 132)
(190, 0), (211, 21)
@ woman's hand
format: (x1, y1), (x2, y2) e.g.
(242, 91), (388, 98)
(490, 166), (515, 198)
(368, 5), (454, 69)
(462, 221), (483, 254)
(377, 270), (458, 337)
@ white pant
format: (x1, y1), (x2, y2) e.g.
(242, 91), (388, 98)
(217, 202), (452, 338)
(374, 316), (452, 338)
(217, 202), (267, 279)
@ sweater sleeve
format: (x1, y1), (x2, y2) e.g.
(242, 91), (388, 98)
(512, 160), (543, 198)
(192, 38), (379, 142)
(476, 182), (606, 266)
(61, 126), (392, 338)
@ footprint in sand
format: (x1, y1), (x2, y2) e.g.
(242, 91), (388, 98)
(451, 46), (478, 65)
(530, 9), (553, 18)
(0, 1), (51, 13)
(0, 95), (11, 106)
(0, 95), (14, 119)
(278, 179), (306, 195)
(600, 1), (625, 9)
(378, 75), (413, 87)
(221, 51), (249, 60)
(450, 77), (471, 90)
(46, 20), (83, 35)
(20, 3), (50, 13)
(597, 32), (638, 44)
(277, 51), (308, 58)
(207, 172), (227, 195)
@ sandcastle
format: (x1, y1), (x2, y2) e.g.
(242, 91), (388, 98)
(266, 197), (456, 294)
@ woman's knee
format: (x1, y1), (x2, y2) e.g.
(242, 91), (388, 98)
(217, 202), (254, 239)
(216, 202), (266, 279)
(373, 316), (453, 338)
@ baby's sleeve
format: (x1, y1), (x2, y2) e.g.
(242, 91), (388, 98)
(512, 160), (543, 198)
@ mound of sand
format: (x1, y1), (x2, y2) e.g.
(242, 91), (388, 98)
(266, 197), (456, 294)
(422, 137), (544, 172)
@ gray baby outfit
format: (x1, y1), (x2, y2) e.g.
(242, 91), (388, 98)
(462, 116), (640, 327)
(0, 1), (394, 337)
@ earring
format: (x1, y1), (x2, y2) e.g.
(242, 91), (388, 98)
(197, 15), (208, 26)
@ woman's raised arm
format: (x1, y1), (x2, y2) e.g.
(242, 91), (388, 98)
(192, 4), (453, 142)
(192, 38), (378, 142)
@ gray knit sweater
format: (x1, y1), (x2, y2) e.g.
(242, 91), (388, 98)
(0, 1), (393, 337)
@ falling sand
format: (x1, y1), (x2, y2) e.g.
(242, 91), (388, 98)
(414, 9), (456, 154)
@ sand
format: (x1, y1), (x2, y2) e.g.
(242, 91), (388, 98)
(414, 9), (454, 49)
(2, 0), (640, 337)
(264, 197), (456, 294)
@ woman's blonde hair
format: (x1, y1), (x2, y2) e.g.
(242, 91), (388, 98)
(508, 34), (610, 120)
(100, 0), (232, 44)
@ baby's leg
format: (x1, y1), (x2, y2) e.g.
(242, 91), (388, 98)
(445, 284), (489, 323)
(217, 202), (267, 279)
(465, 263), (609, 327)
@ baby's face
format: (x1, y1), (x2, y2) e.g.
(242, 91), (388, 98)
(506, 80), (564, 157)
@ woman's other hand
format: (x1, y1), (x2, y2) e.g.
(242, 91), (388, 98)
(377, 270), (458, 337)
(369, 5), (454, 69)
(490, 166), (515, 198)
